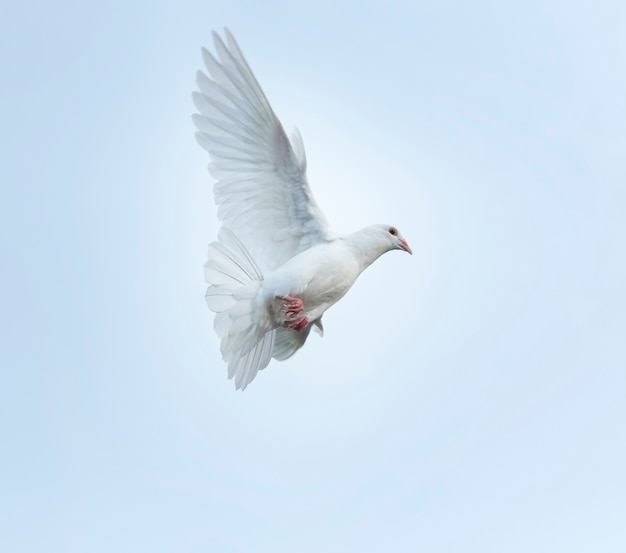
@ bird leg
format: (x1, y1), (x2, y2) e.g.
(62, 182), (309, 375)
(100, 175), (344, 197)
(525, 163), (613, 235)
(275, 295), (308, 331)
(276, 295), (304, 318)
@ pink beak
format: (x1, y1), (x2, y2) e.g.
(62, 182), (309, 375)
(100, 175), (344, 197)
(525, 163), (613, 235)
(400, 239), (413, 255)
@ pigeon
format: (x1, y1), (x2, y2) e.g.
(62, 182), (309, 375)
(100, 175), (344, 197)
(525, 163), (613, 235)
(192, 29), (412, 390)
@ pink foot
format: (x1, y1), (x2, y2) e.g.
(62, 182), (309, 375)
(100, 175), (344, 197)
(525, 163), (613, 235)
(283, 316), (309, 332)
(276, 295), (304, 317)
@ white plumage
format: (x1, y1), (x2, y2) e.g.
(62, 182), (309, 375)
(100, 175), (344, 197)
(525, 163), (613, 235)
(194, 29), (412, 390)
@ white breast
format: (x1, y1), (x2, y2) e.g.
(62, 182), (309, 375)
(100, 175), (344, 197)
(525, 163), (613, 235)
(261, 240), (361, 325)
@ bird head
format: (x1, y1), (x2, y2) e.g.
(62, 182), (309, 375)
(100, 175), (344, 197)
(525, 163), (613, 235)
(384, 225), (412, 255)
(345, 224), (413, 270)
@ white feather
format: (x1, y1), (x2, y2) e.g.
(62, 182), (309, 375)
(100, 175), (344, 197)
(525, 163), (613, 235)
(271, 325), (313, 361)
(193, 29), (334, 275)
(204, 228), (274, 390)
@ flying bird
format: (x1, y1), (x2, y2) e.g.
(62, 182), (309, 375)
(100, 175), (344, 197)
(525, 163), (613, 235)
(193, 29), (412, 390)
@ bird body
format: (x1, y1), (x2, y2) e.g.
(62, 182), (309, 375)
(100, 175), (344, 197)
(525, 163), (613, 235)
(263, 237), (360, 323)
(194, 30), (411, 389)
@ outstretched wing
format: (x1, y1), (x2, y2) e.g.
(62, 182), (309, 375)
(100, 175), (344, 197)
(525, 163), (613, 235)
(192, 29), (333, 275)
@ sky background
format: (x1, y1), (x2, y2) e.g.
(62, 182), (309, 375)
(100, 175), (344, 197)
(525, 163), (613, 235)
(2, 1), (625, 551)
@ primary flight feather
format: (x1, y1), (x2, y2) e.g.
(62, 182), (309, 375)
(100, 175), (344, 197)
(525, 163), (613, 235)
(193, 29), (412, 390)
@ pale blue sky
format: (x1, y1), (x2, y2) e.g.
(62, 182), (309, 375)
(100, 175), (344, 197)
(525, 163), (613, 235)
(1, 1), (625, 551)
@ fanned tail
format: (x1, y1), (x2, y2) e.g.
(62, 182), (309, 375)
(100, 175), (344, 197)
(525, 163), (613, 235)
(204, 227), (274, 390)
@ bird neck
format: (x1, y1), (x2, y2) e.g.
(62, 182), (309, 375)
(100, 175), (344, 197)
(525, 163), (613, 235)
(344, 228), (390, 272)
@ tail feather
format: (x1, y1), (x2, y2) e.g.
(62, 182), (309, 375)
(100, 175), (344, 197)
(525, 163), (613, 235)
(205, 227), (273, 390)
(205, 287), (237, 312)
(231, 331), (274, 390)
(272, 327), (311, 361)
(271, 318), (323, 361)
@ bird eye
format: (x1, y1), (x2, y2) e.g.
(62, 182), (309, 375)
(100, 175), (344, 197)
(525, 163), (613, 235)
(388, 227), (397, 236)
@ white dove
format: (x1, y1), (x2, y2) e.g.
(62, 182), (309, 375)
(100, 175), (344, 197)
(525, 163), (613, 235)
(193, 29), (412, 390)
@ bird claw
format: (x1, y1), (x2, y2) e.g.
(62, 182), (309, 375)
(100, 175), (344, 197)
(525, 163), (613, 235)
(283, 316), (309, 332)
(276, 295), (304, 318)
